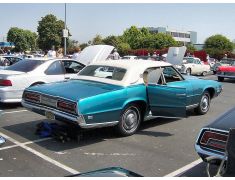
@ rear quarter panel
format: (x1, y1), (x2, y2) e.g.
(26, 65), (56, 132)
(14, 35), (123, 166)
(78, 84), (147, 124)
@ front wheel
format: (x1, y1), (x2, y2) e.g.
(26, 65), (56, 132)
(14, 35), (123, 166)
(186, 68), (191, 76)
(195, 91), (210, 115)
(116, 104), (141, 136)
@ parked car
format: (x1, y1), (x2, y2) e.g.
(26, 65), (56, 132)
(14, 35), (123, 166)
(212, 58), (234, 74)
(216, 59), (235, 82)
(0, 55), (24, 69)
(121, 55), (137, 60)
(0, 45), (114, 103)
(180, 57), (211, 76)
(195, 106), (235, 163)
(22, 60), (222, 136)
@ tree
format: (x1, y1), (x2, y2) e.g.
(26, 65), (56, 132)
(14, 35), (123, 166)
(37, 14), (71, 51)
(92, 34), (104, 45)
(7, 27), (37, 52)
(102, 35), (122, 47)
(122, 26), (143, 49)
(117, 42), (131, 56)
(204, 34), (234, 59)
(186, 43), (197, 53)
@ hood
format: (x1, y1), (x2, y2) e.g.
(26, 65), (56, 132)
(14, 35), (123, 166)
(206, 106), (235, 131)
(218, 66), (235, 72)
(166, 46), (187, 65)
(77, 45), (114, 66)
(27, 79), (123, 102)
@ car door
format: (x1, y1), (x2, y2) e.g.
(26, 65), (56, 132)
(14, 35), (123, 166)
(146, 66), (187, 117)
(61, 60), (85, 80)
(44, 60), (65, 82)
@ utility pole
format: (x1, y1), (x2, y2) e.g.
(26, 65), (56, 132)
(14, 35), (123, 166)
(63, 3), (68, 56)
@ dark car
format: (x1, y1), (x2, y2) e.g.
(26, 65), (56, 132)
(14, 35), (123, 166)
(195, 106), (235, 161)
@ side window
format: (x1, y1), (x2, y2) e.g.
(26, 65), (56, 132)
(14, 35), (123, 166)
(145, 68), (164, 85)
(62, 61), (84, 74)
(45, 61), (64, 75)
(163, 66), (182, 83)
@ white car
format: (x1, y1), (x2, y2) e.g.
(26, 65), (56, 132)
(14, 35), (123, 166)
(180, 57), (211, 76)
(0, 45), (114, 103)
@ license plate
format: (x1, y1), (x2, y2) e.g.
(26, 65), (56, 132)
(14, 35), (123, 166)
(45, 111), (55, 120)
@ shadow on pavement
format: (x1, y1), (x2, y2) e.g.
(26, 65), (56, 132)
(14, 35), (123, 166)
(0, 102), (22, 110)
(2, 117), (178, 152)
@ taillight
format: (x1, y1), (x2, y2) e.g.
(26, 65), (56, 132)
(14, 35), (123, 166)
(57, 100), (76, 114)
(24, 92), (41, 103)
(200, 130), (228, 151)
(0, 79), (12, 86)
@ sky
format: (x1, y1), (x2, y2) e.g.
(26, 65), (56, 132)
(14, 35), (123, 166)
(0, 3), (235, 44)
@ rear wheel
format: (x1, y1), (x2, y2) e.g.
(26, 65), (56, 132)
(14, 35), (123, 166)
(202, 71), (207, 76)
(186, 68), (191, 75)
(116, 104), (141, 136)
(195, 91), (210, 115)
(218, 76), (224, 82)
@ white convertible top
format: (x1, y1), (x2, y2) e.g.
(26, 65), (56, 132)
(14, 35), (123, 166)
(77, 60), (171, 86)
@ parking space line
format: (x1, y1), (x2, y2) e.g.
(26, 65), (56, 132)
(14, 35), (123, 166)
(1, 110), (28, 115)
(0, 132), (80, 174)
(164, 159), (202, 177)
(0, 137), (52, 151)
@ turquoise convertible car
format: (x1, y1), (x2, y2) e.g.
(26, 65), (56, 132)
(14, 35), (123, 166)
(22, 60), (222, 136)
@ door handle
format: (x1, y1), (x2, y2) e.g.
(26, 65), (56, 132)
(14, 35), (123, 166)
(65, 77), (70, 80)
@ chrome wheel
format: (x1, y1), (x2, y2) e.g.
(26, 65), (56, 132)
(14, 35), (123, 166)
(117, 105), (141, 136)
(195, 91), (210, 115)
(123, 108), (139, 131)
(186, 68), (191, 75)
(201, 95), (209, 112)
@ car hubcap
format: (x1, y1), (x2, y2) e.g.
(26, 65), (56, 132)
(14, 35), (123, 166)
(186, 69), (190, 75)
(123, 108), (139, 131)
(201, 95), (209, 112)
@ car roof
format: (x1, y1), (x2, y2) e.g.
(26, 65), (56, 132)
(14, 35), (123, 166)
(77, 60), (172, 87)
(91, 59), (171, 69)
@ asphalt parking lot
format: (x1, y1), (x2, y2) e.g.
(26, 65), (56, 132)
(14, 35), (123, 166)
(0, 75), (235, 177)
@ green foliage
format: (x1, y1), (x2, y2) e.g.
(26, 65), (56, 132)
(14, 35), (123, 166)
(80, 43), (89, 50)
(186, 43), (197, 53)
(37, 14), (70, 51)
(7, 27), (37, 52)
(122, 26), (177, 50)
(117, 42), (131, 56)
(102, 35), (122, 47)
(92, 34), (104, 45)
(204, 34), (234, 59)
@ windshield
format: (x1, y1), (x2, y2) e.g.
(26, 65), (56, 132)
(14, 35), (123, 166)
(5, 60), (45, 72)
(184, 58), (194, 64)
(79, 65), (126, 81)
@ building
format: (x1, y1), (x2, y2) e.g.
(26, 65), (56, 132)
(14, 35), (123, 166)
(146, 27), (197, 45)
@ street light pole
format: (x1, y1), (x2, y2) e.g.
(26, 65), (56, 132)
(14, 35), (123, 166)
(64, 3), (67, 56)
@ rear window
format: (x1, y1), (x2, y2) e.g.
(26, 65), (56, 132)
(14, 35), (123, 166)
(5, 60), (45, 72)
(79, 65), (126, 81)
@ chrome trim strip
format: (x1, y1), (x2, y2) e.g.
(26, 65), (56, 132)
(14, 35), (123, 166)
(81, 121), (119, 129)
(22, 100), (79, 122)
(195, 127), (229, 161)
(22, 100), (119, 129)
(217, 75), (235, 78)
(186, 103), (199, 110)
(24, 90), (77, 104)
